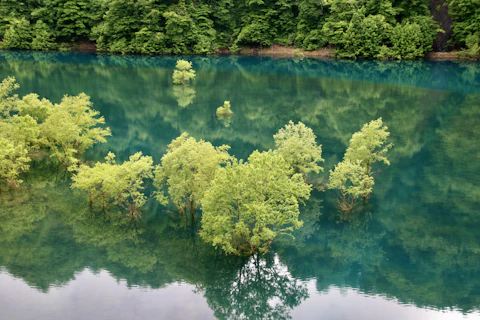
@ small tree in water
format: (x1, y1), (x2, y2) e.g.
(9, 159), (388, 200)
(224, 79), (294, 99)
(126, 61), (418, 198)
(172, 60), (196, 85)
(216, 101), (233, 116)
(329, 118), (392, 211)
(72, 152), (154, 219)
(273, 121), (324, 179)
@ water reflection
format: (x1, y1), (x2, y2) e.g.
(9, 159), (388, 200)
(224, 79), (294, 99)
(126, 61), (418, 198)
(0, 53), (479, 318)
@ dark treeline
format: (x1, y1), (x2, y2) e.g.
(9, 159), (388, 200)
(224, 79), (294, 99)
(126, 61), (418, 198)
(0, 0), (478, 59)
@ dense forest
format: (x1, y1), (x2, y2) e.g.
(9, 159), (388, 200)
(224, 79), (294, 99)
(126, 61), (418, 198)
(0, 0), (478, 59)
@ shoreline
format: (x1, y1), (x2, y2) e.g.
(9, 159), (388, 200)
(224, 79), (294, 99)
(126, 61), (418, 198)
(3, 42), (476, 62)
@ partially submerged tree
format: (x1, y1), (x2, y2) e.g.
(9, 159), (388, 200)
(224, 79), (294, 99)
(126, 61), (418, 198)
(40, 93), (111, 169)
(344, 117), (392, 178)
(328, 159), (374, 212)
(216, 101), (233, 116)
(72, 152), (154, 219)
(154, 132), (231, 217)
(0, 138), (30, 188)
(200, 151), (311, 256)
(172, 60), (196, 85)
(273, 121), (324, 178)
(329, 118), (392, 210)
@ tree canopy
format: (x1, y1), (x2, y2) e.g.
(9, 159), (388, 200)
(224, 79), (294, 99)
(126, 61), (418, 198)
(1, 0), (476, 58)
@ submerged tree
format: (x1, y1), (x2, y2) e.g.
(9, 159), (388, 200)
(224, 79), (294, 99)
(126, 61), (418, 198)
(329, 118), (392, 210)
(216, 100), (233, 116)
(172, 60), (196, 85)
(72, 152), (154, 219)
(39, 93), (111, 169)
(0, 137), (30, 188)
(200, 151), (311, 256)
(154, 132), (231, 217)
(344, 117), (392, 179)
(273, 121), (324, 179)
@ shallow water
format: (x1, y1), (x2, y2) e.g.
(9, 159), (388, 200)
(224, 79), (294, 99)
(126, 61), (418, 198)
(0, 51), (479, 319)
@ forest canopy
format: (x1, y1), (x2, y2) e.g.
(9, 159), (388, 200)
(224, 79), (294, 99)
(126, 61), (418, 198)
(0, 0), (477, 59)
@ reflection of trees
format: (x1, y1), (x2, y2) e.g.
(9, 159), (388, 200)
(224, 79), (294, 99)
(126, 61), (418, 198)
(198, 254), (308, 320)
(173, 86), (196, 108)
(0, 52), (479, 314)
(0, 179), (89, 291)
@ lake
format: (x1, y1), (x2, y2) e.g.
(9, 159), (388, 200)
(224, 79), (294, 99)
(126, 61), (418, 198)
(0, 51), (479, 320)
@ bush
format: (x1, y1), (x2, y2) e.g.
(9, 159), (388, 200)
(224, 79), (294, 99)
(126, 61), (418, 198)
(31, 20), (57, 51)
(2, 18), (32, 50)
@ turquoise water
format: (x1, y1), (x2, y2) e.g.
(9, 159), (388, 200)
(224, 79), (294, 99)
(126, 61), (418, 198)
(0, 51), (479, 319)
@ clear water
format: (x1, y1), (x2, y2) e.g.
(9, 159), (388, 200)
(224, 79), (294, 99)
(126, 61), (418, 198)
(0, 51), (479, 320)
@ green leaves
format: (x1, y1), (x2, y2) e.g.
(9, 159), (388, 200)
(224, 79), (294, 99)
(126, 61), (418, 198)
(273, 121), (324, 178)
(0, 77), (111, 187)
(172, 60), (196, 85)
(329, 118), (392, 210)
(154, 132), (231, 215)
(39, 93), (111, 168)
(200, 151), (311, 256)
(72, 152), (154, 219)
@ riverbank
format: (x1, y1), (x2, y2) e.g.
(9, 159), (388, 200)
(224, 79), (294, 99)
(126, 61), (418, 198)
(2, 41), (476, 61)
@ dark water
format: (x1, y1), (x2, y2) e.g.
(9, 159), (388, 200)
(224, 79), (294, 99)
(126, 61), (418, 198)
(0, 51), (479, 320)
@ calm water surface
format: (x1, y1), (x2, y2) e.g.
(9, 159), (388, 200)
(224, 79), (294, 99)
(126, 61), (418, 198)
(0, 51), (479, 319)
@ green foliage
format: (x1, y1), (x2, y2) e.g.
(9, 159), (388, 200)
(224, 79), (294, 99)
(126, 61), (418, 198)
(200, 151), (311, 255)
(216, 101), (233, 116)
(335, 10), (393, 59)
(328, 159), (374, 211)
(458, 33), (480, 59)
(273, 121), (324, 177)
(0, 76), (20, 116)
(154, 133), (231, 216)
(0, 77), (38, 188)
(72, 152), (154, 218)
(2, 18), (32, 50)
(31, 20), (57, 51)
(344, 118), (392, 174)
(379, 18), (438, 60)
(0, 137), (30, 188)
(39, 93), (111, 168)
(172, 60), (196, 85)
(448, 0), (480, 47)
(329, 118), (392, 209)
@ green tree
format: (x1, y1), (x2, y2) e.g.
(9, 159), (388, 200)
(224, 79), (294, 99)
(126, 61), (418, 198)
(328, 159), (374, 211)
(0, 76), (20, 117)
(200, 151), (311, 255)
(172, 59), (196, 85)
(154, 132), (231, 217)
(0, 137), (30, 188)
(72, 152), (154, 219)
(2, 18), (32, 50)
(31, 20), (56, 51)
(329, 118), (392, 208)
(273, 121), (324, 178)
(216, 100), (233, 116)
(39, 93), (111, 168)
(344, 118), (392, 178)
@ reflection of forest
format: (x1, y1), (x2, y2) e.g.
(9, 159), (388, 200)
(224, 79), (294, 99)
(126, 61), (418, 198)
(0, 54), (479, 315)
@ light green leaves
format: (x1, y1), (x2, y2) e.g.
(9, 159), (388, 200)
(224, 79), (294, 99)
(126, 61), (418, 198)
(273, 121), (324, 177)
(40, 93), (111, 168)
(200, 151), (311, 255)
(172, 60), (196, 85)
(72, 152), (154, 219)
(154, 132), (231, 215)
(344, 117), (392, 172)
(329, 118), (392, 210)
